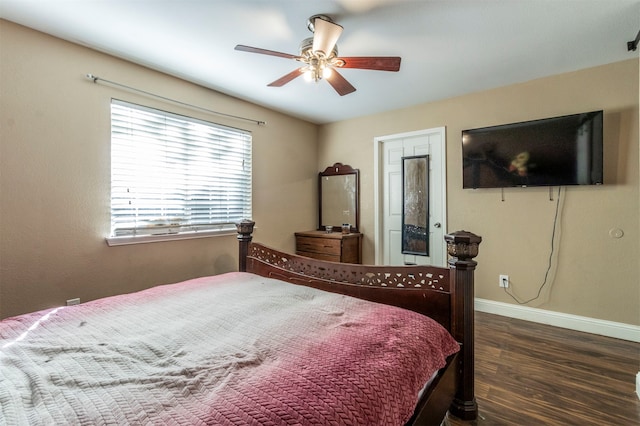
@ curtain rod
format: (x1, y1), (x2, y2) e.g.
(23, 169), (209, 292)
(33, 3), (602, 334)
(86, 73), (266, 126)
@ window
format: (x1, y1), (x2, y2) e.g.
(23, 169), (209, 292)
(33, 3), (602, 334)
(108, 99), (252, 245)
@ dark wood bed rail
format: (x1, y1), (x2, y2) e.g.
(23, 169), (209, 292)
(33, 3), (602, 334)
(236, 220), (481, 422)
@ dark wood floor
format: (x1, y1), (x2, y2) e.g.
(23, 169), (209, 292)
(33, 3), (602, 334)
(447, 312), (640, 426)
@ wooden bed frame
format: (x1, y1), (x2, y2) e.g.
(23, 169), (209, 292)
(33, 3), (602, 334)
(236, 220), (481, 425)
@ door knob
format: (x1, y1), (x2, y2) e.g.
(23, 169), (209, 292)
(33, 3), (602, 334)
(434, 222), (441, 228)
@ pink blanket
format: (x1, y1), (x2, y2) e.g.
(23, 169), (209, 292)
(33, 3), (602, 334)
(0, 272), (459, 425)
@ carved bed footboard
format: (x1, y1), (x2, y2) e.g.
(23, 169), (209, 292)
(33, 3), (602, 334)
(236, 220), (481, 423)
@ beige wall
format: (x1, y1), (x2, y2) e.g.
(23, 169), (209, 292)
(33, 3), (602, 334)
(0, 20), (318, 319)
(318, 59), (639, 326)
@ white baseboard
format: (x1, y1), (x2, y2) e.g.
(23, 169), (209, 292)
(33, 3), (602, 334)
(475, 298), (640, 343)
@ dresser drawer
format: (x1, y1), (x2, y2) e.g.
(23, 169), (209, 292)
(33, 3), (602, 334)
(296, 250), (341, 262)
(294, 231), (362, 264)
(295, 236), (341, 256)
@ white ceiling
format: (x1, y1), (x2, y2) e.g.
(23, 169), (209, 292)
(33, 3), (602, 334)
(1, 0), (638, 124)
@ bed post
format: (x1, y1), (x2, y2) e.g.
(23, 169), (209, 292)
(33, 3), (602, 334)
(236, 220), (255, 272)
(445, 230), (482, 421)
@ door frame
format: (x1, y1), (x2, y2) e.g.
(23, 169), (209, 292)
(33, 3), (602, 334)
(373, 127), (448, 265)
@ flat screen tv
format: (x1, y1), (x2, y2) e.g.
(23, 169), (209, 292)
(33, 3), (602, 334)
(462, 110), (603, 189)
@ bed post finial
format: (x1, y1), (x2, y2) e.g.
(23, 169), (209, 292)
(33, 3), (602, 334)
(445, 230), (481, 421)
(446, 230), (481, 261)
(236, 220), (255, 272)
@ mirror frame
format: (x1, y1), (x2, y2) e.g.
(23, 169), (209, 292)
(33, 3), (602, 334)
(318, 163), (360, 232)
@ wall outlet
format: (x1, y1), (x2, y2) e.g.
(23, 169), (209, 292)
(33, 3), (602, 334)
(499, 274), (509, 288)
(66, 298), (80, 306)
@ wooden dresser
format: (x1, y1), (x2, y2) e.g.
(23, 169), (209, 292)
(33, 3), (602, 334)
(295, 230), (362, 264)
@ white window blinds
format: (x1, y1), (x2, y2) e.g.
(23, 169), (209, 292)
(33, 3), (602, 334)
(110, 99), (252, 239)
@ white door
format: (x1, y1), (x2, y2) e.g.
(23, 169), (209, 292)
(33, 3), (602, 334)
(374, 128), (447, 266)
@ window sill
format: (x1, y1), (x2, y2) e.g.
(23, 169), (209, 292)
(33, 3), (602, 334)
(106, 228), (237, 246)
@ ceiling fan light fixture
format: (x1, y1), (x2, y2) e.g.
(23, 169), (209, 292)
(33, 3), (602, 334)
(303, 60), (332, 83)
(303, 68), (314, 82)
(310, 15), (343, 57)
(298, 35), (339, 83)
(299, 37), (338, 59)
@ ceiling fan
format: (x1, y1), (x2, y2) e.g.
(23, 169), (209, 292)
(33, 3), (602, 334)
(235, 14), (401, 96)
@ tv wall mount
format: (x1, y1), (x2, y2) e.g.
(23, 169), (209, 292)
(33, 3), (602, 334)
(628, 29), (640, 52)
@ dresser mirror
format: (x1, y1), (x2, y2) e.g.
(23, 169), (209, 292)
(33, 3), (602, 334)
(318, 163), (359, 232)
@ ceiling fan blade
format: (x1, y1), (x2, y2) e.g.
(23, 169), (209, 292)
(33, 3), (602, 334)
(326, 69), (356, 96)
(337, 57), (401, 71)
(312, 17), (343, 56)
(268, 68), (305, 87)
(235, 44), (300, 60)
